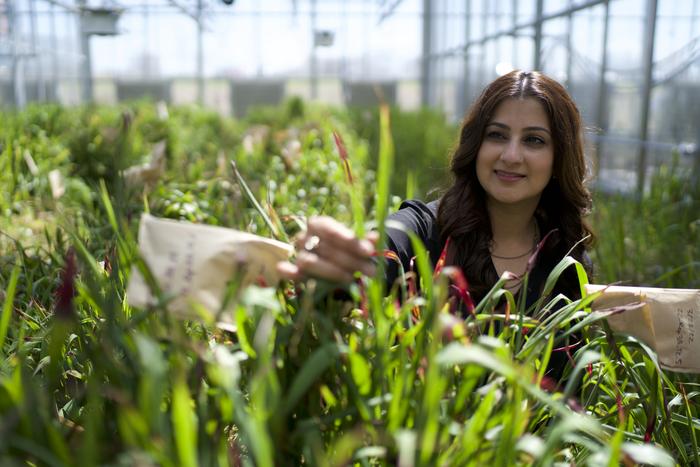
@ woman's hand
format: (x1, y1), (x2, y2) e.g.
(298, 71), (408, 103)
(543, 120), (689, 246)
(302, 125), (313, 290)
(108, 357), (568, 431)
(277, 216), (378, 284)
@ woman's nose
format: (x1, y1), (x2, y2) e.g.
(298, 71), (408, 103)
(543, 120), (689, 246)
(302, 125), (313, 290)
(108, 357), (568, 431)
(500, 140), (522, 164)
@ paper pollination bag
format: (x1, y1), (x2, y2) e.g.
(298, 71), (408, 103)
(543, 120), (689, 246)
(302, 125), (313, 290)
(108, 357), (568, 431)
(127, 214), (293, 327)
(585, 284), (700, 373)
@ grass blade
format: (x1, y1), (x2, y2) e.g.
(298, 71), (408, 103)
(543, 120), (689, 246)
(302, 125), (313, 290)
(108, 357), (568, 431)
(230, 159), (288, 242)
(172, 374), (198, 467)
(280, 342), (342, 418)
(374, 104), (395, 285)
(0, 265), (20, 356)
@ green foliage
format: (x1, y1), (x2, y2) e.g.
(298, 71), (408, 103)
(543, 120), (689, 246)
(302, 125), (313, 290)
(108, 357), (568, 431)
(350, 106), (457, 199)
(244, 96), (309, 131)
(0, 100), (697, 465)
(592, 155), (700, 288)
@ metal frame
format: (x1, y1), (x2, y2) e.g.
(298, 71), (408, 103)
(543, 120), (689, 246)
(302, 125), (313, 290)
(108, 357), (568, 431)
(594, 0), (611, 177)
(79, 3), (122, 103)
(421, 0), (700, 194)
(0, 0), (695, 191)
(421, 0), (609, 111)
(636, 0), (658, 193)
(420, 0), (431, 107)
(426, 0), (608, 60)
(1, 0), (417, 109)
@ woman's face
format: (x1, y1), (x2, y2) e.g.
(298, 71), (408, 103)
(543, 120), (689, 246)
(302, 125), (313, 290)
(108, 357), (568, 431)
(476, 97), (554, 210)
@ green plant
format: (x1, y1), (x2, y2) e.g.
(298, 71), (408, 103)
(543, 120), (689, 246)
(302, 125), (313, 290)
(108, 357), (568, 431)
(350, 106), (457, 199)
(0, 100), (697, 466)
(591, 154), (700, 288)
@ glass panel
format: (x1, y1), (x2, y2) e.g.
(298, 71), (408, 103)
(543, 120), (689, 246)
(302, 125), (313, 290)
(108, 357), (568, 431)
(605, 0), (645, 139)
(465, 43), (483, 103)
(517, 0), (537, 24)
(540, 17), (568, 82)
(446, 0), (465, 49)
(544, 0), (570, 16)
(469, 0), (486, 41)
(513, 27), (534, 71)
(495, 35), (515, 75)
(593, 0), (646, 184)
(483, 39), (499, 83)
(607, 0), (645, 70)
(496, 0), (513, 31)
(647, 0), (700, 169)
(655, 0), (695, 64)
(483, 0), (496, 36)
(439, 56), (460, 119)
(569, 4), (605, 126)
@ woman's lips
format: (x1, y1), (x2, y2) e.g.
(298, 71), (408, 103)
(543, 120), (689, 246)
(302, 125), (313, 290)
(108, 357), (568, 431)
(495, 170), (525, 181)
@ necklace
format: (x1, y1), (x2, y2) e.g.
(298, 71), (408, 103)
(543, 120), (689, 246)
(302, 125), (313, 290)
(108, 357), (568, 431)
(490, 248), (534, 260)
(489, 222), (540, 260)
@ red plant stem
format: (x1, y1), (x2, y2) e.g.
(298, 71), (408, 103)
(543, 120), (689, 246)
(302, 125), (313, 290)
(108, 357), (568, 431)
(433, 237), (450, 277)
(332, 130), (353, 185)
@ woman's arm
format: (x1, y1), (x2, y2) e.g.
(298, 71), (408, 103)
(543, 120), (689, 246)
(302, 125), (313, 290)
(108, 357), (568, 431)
(276, 200), (441, 286)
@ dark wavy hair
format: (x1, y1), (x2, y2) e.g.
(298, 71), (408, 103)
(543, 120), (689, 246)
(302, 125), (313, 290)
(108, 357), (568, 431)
(437, 70), (595, 301)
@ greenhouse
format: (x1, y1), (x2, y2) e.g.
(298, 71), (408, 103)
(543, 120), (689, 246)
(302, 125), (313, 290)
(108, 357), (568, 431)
(0, 0), (699, 465)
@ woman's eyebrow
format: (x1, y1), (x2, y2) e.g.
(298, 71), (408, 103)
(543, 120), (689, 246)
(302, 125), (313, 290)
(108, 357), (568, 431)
(487, 121), (551, 134)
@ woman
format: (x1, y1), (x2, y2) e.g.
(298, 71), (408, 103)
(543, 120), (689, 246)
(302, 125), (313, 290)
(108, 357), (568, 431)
(277, 70), (594, 308)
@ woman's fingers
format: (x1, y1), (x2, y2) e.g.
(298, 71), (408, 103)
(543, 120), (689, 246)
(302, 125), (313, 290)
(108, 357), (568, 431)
(295, 251), (356, 283)
(307, 234), (376, 276)
(366, 230), (379, 245)
(280, 216), (378, 283)
(277, 260), (302, 281)
(307, 217), (375, 258)
(277, 255), (358, 284)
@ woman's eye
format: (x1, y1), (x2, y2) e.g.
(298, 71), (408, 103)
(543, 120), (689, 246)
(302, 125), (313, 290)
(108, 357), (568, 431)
(486, 131), (506, 140)
(525, 135), (546, 145)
